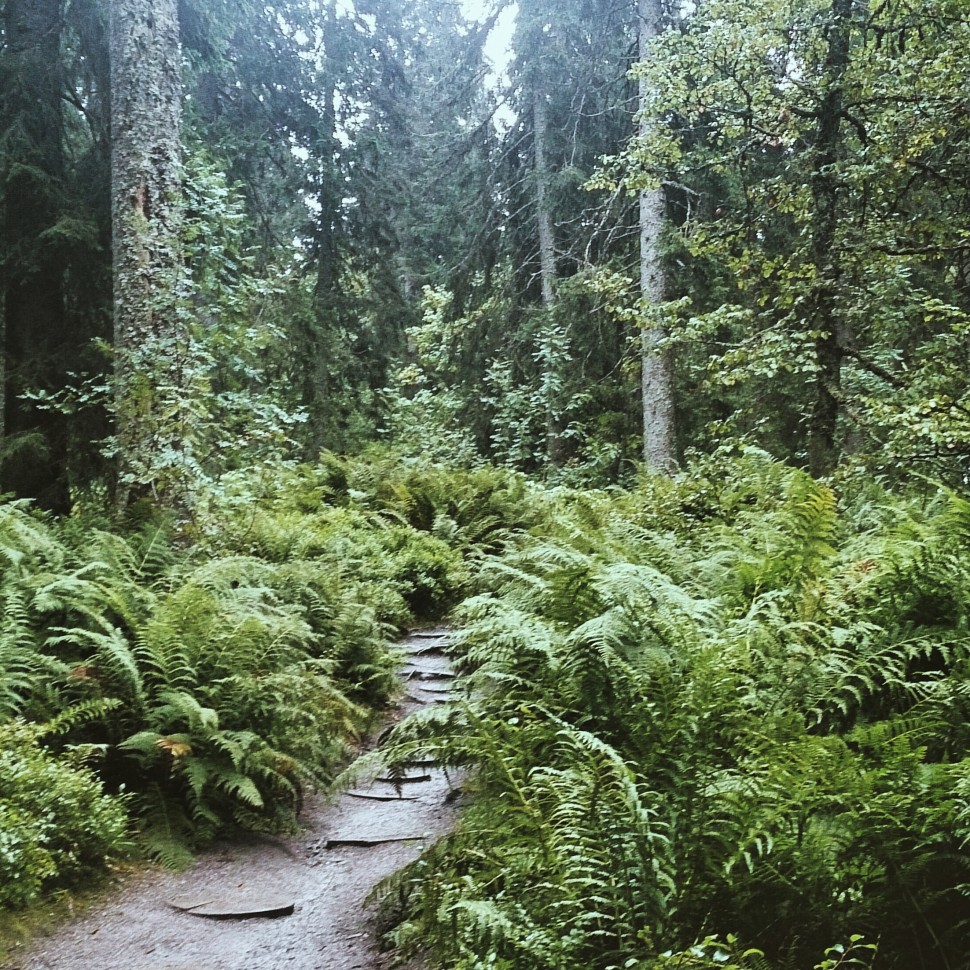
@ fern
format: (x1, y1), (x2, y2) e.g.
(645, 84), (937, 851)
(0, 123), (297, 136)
(39, 697), (125, 739)
(47, 621), (146, 710)
(0, 582), (43, 716)
(132, 782), (196, 869)
(370, 453), (970, 970)
(118, 691), (304, 854)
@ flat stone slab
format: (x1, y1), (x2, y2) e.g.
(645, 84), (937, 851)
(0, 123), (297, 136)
(323, 834), (429, 849)
(343, 790), (418, 802)
(405, 644), (449, 656)
(408, 682), (452, 694)
(403, 666), (456, 680)
(166, 891), (295, 920)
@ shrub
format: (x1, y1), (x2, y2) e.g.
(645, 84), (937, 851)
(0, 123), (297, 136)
(0, 721), (128, 907)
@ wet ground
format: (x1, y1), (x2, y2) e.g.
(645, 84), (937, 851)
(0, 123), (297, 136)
(4, 630), (457, 970)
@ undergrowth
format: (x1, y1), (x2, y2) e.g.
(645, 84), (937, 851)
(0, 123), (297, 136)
(369, 448), (970, 970)
(0, 453), (537, 898)
(7, 447), (970, 970)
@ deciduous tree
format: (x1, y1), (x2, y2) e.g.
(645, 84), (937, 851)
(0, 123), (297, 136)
(637, 0), (677, 473)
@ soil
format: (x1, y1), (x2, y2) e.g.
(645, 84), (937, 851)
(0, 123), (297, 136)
(3, 630), (459, 970)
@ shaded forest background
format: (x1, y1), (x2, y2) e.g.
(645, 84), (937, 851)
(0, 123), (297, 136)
(3, 0), (969, 509)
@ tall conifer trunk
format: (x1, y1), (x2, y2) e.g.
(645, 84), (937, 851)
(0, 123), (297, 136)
(638, 0), (677, 474)
(109, 0), (188, 508)
(533, 88), (566, 466)
(309, 58), (340, 457)
(534, 91), (557, 310)
(1, 0), (72, 512)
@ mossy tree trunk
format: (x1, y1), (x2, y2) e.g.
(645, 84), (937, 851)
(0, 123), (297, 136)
(638, 0), (677, 475)
(109, 0), (190, 510)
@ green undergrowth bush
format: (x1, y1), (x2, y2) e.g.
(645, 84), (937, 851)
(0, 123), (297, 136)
(370, 448), (970, 970)
(0, 720), (128, 907)
(0, 454), (539, 899)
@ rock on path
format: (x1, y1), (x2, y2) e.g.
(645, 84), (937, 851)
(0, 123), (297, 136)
(4, 630), (458, 970)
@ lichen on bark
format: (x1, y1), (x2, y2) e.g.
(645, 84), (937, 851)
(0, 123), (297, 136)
(109, 0), (192, 510)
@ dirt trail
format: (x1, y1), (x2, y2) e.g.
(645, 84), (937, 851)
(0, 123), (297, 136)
(5, 630), (458, 970)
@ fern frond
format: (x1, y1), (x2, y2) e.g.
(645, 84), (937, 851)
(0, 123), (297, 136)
(132, 783), (195, 869)
(39, 697), (125, 737)
(0, 582), (43, 716)
(47, 621), (145, 708)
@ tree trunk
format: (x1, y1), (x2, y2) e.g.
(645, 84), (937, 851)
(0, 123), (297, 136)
(1, 0), (72, 513)
(109, 0), (188, 509)
(533, 89), (567, 467)
(308, 43), (341, 458)
(807, 0), (852, 478)
(638, 0), (677, 474)
(534, 91), (557, 310)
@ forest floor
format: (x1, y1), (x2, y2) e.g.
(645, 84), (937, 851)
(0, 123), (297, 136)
(3, 629), (459, 970)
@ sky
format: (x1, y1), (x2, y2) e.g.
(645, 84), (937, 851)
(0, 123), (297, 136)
(461, 0), (518, 82)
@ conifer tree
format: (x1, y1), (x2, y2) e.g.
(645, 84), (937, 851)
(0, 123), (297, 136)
(109, 0), (189, 508)
(0, 0), (72, 511)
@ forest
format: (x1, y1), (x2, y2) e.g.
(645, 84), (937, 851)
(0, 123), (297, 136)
(1, 0), (969, 967)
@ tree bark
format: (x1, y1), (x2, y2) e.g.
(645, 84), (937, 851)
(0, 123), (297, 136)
(806, 0), (852, 478)
(1, 0), (72, 512)
(534, 91), (557, 310)
(638, 0), (677, 474)
(533, 89), (568, 467)
(109, 0), (188, 509)
(308, 19), (341, 458)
